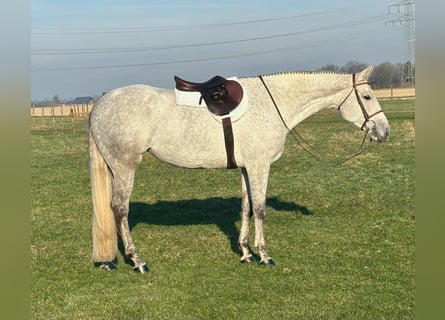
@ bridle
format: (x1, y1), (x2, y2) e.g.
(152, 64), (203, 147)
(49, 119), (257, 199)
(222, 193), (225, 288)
(337, 73), (384, 131)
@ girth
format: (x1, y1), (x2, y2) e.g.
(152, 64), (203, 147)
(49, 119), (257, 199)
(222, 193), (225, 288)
(174, 75), (244, 169)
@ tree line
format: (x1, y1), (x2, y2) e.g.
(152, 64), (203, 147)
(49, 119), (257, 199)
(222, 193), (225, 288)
(317, 60), (415, 89)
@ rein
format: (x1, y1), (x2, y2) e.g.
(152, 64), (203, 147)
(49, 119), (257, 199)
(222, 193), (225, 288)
(259, 74), (378, 165)
(259, 76), (323, 161)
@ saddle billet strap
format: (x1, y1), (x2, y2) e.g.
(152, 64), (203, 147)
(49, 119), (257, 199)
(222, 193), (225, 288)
(221, 114), (238, 169)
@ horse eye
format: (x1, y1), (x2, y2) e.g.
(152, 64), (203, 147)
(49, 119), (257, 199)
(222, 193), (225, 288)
(364, 95), (371, 100)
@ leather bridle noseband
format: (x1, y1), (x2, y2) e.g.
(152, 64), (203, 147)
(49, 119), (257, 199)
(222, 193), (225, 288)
(337, 73), (384, 131)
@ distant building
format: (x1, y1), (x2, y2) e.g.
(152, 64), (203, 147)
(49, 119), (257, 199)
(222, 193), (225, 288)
(70, 96), (95, 105)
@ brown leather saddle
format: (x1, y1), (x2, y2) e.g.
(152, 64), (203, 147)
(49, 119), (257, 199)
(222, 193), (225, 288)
(174, 75), (243, 116)
(174, 75), (244, 169)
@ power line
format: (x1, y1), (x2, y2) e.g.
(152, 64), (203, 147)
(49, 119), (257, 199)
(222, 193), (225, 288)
(31, 3), (380, 35)
(33, 14), (388, 56)
(31, 11), (337, 35)
(31, 46), (335, 72)
(31, 29), (391, 72)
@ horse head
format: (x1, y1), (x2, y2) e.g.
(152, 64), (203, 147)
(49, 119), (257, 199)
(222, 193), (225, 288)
(338, 66), (390, 142)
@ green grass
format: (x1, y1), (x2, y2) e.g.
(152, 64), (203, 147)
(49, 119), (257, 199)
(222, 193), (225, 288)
(31, 99), (414, 319)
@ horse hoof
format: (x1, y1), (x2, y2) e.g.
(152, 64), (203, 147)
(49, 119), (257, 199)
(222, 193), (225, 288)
(96, 261), (117, 271)
(260, 258), (276, 266)
(133, 264), (150, 274)
(240, 256), (257, 264)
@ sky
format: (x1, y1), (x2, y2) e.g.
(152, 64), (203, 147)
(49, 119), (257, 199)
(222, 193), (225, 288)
(31, 0), (409, 101)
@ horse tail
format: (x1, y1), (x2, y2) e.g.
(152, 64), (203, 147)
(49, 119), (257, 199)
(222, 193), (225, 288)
(88, 127), (117, 263)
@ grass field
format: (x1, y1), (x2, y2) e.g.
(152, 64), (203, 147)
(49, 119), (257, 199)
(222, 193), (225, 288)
(31, 99), (414, 319)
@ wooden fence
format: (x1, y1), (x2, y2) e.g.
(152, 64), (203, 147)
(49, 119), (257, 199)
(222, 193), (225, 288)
(373, 87), (415, 99)
(31, 103), (94, 118)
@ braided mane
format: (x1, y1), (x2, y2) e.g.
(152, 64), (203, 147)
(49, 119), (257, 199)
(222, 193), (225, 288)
(241, 70), (348, 79)
(259, 70), (348, 77)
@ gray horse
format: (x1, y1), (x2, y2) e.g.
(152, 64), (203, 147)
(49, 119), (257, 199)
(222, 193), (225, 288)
(89, 66), (390, 273)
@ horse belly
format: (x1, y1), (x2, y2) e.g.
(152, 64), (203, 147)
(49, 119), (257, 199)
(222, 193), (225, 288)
(148, 147), (226, 169)
(148, 118), (228, 169)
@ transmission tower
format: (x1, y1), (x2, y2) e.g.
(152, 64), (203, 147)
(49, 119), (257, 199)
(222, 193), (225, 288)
(386, 0), (415, 86)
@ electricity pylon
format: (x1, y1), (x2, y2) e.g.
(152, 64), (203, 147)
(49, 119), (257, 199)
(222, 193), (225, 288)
(386, 1), (415, 86)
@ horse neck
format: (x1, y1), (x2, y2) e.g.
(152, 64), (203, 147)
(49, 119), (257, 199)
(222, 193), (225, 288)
(260, 72), (351, 128)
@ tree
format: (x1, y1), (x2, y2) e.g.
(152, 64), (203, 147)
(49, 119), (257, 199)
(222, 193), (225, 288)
(371, 62), (393, 88)
(315, 61), (411, 89)
(369, 62), (405, 88)
(340, 61), (368, 74)
(317, 63), (340, 73)
(51, 94), (60, 105)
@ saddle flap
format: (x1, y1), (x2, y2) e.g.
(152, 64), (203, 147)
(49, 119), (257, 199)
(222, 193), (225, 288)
(202, 80), (243, 115)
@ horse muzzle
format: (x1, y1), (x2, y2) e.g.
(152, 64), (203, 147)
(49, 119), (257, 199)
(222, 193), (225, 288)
(365, 119), (390, 142)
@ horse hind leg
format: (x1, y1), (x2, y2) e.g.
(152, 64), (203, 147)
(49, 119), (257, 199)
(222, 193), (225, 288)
(111, 163), (150, 273)
(239, 168), (256, 263)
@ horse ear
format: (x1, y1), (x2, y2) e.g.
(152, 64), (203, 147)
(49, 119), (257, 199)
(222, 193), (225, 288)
(358, 65), (374, 81)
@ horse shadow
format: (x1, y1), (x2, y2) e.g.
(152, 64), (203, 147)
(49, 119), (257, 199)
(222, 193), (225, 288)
(122, 197), (313, 262)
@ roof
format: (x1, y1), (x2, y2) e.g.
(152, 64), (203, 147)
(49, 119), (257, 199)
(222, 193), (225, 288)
(71, 96), (94, 104)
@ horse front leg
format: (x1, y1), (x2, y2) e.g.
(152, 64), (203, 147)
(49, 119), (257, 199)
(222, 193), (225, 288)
(112, 169), (150, 273)
(253, 200), (275, 266)
(241, 165), (275, 266)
